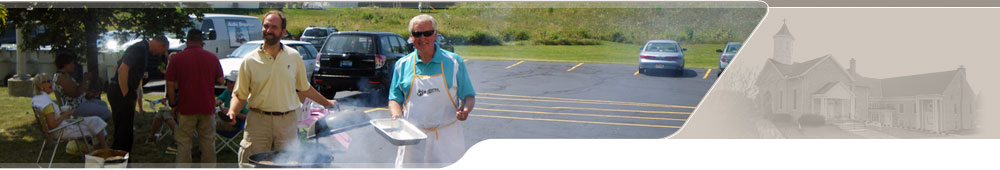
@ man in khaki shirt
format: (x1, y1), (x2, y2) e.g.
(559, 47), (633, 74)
(228, 10), (337, 165)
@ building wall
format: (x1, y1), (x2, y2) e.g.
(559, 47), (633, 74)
(940, 72), (976, 131)
(800, 60), (854, 118)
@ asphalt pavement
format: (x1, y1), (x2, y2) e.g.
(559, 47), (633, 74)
(325, 59), (719, 167)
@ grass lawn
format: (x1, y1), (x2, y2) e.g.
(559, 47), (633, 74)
(0, 87), (239, 167)
(456, 42), (724, 69)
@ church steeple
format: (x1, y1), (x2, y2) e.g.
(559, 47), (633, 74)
(773, 19), (795, 64)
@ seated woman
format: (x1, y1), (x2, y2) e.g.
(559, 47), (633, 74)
(31, 73), (109, 149)
(52, 53), (111, 120)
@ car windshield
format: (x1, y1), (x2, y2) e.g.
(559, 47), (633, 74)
(726, 44), (742, 53)
(227, 42), (262, 58)
(645, 43), (679, 52)
(303, 29), (327, 37)
(324, 35), (374, 54)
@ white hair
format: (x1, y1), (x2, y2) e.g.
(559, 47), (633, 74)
(408, 14), (437, 32)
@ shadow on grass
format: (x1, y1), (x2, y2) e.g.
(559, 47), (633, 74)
(0, 112), (85, 167)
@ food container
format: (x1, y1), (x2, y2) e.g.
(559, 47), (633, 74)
(85, 149), (129, 168)
(370, 119), (427, 146)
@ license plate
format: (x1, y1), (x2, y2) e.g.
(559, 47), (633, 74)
(311, 40), (320, 44)
(655, 64), (665, 68)
(340, 60), (353, 67)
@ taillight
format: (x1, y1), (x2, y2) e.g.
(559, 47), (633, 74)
(640, 55), (654, 59)
(368, 81), (381, 84)
(315, 53), (322, 68)
(665, 57), (681, 60)
(375, 55), (386, 68)
(721, 55), (728, 62)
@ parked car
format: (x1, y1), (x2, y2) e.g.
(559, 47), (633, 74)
(312, 31), (410, 98)
(716, 42), (742, 76)
(300, 26), (338, 50)
(638, 40), (686, 74)
(221, 40), (320, 81)
(406, 33), (455, 52)
(168, 13), (264, 59)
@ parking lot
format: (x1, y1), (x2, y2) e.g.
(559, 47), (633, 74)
(325, 59), (719, 167)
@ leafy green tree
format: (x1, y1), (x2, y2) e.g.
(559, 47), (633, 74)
(2, 2), (210, 90)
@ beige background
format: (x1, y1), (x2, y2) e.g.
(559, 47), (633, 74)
(671, 8), (999, 138)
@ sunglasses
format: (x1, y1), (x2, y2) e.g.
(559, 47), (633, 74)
(411, 30), (435, 37)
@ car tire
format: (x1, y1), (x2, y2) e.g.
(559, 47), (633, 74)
(638, 68), (645, 74)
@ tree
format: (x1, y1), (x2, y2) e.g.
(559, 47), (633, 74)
(2, 2), (210, 90)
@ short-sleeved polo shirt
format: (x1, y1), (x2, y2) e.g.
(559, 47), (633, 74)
(389, 46), (476, 105)
(166, 46), (223, 115)
(232, 43), (311, 112)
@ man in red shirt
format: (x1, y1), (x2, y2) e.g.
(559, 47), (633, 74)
(166, 29), (224, 168)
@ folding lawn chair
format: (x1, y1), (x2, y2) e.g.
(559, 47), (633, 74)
(214, 122), (244, 154)
(31, 107), (94, 168)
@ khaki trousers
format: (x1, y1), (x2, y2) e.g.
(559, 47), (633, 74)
(237, 109), (300, 167)
(175, 114), (217, 168)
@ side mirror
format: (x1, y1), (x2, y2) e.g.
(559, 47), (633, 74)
(206, 28), (217, 40)
(716, 49), (723, 53)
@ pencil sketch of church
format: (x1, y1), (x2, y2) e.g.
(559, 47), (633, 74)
(755, 22), (977, 134)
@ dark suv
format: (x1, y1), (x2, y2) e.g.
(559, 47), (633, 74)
(312, 31), (410, 99)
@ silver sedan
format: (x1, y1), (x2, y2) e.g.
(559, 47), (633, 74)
(639, 40), (686, 74)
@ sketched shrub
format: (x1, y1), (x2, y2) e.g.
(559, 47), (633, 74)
(797, 114), (826, 127)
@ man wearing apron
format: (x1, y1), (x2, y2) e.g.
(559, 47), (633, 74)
(388, 14), (476, 168)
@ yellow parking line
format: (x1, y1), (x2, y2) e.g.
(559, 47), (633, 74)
(364, 108), (388, 113)
(479, 103), (691, 115)
(480, 93), (697, 109)
(567, 63), (584, 72)
(703, 68), (712, 79)
(505, 60), (525, 69)
(634, 70), (640, 76)
(470, 114), (681, 129)
(478, 108), (687, 121)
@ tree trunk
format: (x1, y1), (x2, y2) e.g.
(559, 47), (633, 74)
(85, 11), (101, 92)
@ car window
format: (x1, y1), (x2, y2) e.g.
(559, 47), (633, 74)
(294, 44), (317, 60)
(201, 19), (214, 35)
(303, 29), (327, 37)
(645, 43), (679, 52)
(324, 35), (374, 54)
(228, 42), (260, 58)
(726, 44), (742, 53)
(396, 37), (409, 53)
(380, 36), (393, 54)
(389, 36), (405, 54)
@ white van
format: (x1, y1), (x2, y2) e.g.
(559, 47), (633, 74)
(170, 13), (263, 59)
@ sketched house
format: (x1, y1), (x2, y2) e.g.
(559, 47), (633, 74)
(754, 21), (976, 133)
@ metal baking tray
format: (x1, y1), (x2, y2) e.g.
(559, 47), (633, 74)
(370, 119), (427, 146)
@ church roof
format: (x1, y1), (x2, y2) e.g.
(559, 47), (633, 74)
(774, 21), (794, 39)
(768, 55), (830, 77)
(880, 69), (960, 97)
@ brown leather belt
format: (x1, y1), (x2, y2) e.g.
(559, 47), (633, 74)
(250, 108), (295, 116)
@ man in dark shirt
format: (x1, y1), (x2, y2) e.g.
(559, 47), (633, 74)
(166, 29), (223, 167)
(107, 35), (168, 152)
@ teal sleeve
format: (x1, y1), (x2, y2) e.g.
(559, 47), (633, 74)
(454, 54), (476, 100)
(388, 56), (408, 104)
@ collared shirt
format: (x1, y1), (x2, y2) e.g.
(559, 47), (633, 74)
(166, 46), (222, 115)
(389, 46), (476, 104)
(232, 43), (311, 112)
